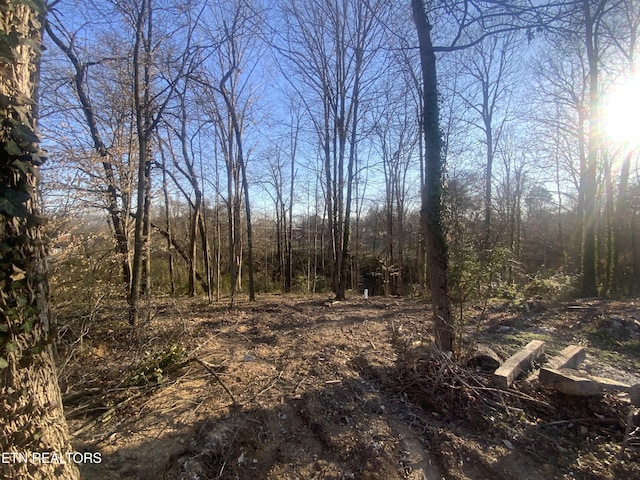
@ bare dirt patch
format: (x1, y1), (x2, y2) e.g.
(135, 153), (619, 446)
(56, 295), (640, 479)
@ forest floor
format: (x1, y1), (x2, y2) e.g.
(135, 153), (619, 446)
(55, 294), (640, 480)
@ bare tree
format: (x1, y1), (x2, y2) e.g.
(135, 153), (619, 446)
(456, 31), (521, 252)
(278, 0), (389, 300)
(128, 0), (197, 323)
(411, 0), (572, 351)
(372, 80), (416, 296)
(194, 0), (264, 304)
(45, 12), (135, 295)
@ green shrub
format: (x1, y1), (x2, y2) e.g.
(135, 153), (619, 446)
(523, 272), (577, 299)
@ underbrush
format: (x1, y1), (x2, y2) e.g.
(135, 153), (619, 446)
(393, 340), (640, 479)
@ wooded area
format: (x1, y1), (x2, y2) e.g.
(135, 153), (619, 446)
(1, 0), (640, 478)
(38, 0), (640, 333)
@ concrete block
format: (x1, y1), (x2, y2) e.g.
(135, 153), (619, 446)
(539, 367), (631, 397)
(546, 345), (586, 370)
(493, 339), (545, 389)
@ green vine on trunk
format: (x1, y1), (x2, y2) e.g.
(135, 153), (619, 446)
(0, 0), (48, 371)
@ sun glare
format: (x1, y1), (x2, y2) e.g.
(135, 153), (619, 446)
(603, 74), (640, 149)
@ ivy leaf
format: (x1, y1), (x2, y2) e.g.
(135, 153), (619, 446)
(0, 198), (29, 218)
(30, 342), (45, 355)
(12, 159), (29, 174)
(0, 190), (30, 218)
(13, 93), (34, 107)
(11, 124), (39, 146)
(0, 31), (21, 49)
(5, 141), (22, 156)
(16, 295), (27, 308)
(0, 357), (8, 369)
(12, 105), (30, 124)
(30, 152), (46, 166)
(21, 316), (35, 334)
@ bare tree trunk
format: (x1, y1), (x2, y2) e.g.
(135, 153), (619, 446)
(215, 163), (222, 302)
(219, 70), (255, 301)
(286, 114), (299, 293)
(159, 142), (176, 295)
(417, 107), (427, 289)
(239, 154), (256, 301)
(199, 211), (213, 302)
(1, 3), (79, 478)
(602, 153), (615, 295)
(128, 0), (157, 323)
(613, 150), (633, 292)
(581, 0), (604, 298)
(227, 147), (237, 306)
(412, 0), (453, 352)
(141, 151), (153, 299)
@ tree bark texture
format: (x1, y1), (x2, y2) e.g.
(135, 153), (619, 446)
(0, 2), (79, 478)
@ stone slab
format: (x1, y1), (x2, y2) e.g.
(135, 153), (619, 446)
(493, 339), (545, 389)
(539, 367), (631, 397)
(546, 345), (586, 370)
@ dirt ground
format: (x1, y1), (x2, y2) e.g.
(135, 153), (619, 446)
(55, 295), (640, 479)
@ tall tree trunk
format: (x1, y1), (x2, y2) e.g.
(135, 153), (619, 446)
(581, 0), (603, 298)
(417, 107), (427, 289)
(602, 153), (615, 295)
(219, 70), (255, 301)
(227, 156), (237, 306)
(199, 211), (213, 302)
(215, 164), (222, 302)
(286, 117), (299, 293)
(159, 144), (176, 295)
(141, 150), (152, 298)
(1, 2), (79, 478)
(239, 154), (256, 301)
(484, 120), (494, 251)
(412, 0), (453, 352)
(613, 150), (633, 292)
(129, 0), (152, 324)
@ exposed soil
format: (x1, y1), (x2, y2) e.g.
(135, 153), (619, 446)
(55, 295), (640, 479)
